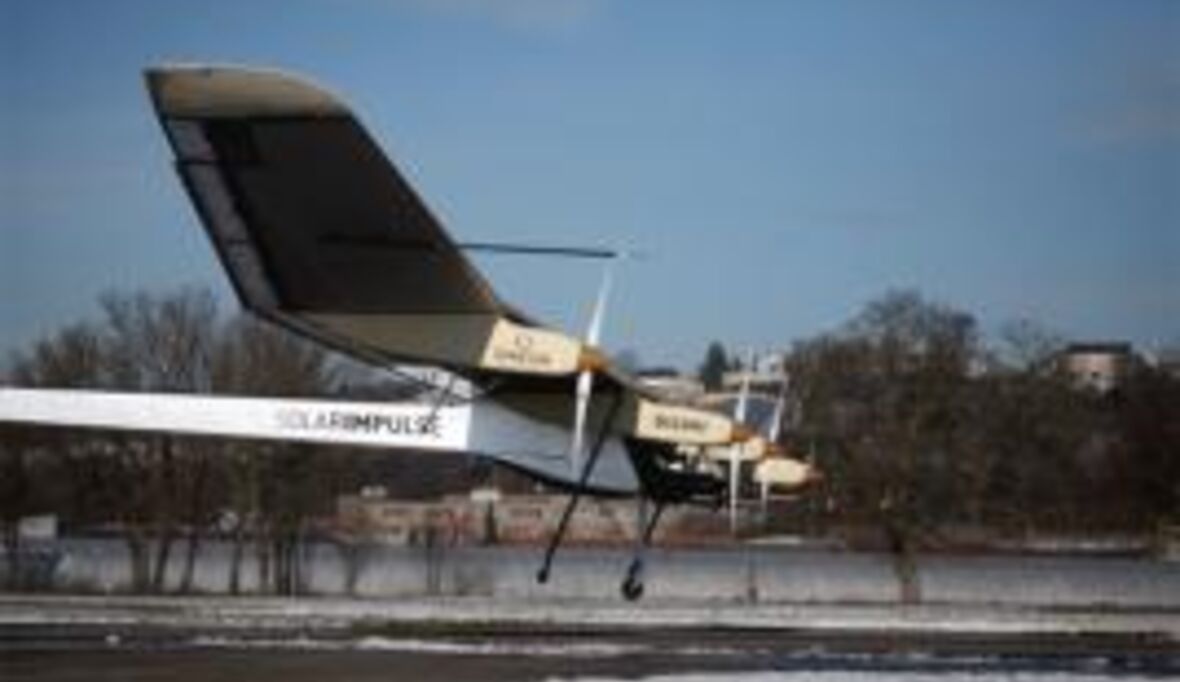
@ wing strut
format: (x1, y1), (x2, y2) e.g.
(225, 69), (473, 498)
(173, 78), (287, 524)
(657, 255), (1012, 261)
(536, 390), (623, 586)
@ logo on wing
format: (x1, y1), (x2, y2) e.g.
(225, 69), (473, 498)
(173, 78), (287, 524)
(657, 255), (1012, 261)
(636, 402), (732, 445)
(481, 321), (580, 374)
(277, 408), (442, 438)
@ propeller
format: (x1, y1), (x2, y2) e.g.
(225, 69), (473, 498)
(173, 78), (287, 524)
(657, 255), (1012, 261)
(570, 260), (614, 478)
(753, 367), (825, 509)
(729, 348), (754, 534)
(760, 371), (789, 516)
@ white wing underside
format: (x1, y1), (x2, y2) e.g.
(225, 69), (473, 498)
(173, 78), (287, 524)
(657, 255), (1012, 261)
(0, 387), (638, 495)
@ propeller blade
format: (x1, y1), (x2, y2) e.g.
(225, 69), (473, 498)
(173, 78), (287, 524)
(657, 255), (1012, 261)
(570, 368), (593, 476)
(729, 348), (755, 534)
(570, 260), (615, 477)
(585, 262), (613, 346)
(767, 372), (788, 444)
(757, 363), (789, 517)
(733, 350), (752, 423)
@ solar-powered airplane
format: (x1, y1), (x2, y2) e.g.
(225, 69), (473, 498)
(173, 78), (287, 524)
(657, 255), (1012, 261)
(0, 66), (820, 600)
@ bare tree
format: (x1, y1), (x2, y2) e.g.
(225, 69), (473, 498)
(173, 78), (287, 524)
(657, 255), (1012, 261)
(4, 288), (356, 595)
(1108, 365), (1180, 539)
(995, 318), (1066, 373)
(97, 289), (221, 592)
(210, 316), (337, 594)
(789, 290), (980, 602)
(5, 290), (225, 593)
(5, 323), (113, 587)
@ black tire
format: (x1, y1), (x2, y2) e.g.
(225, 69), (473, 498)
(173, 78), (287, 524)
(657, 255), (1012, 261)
(621, 577), (644, 601)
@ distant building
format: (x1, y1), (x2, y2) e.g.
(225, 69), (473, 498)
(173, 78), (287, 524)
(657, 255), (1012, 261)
(1151, 347), (1180, 380)
(636, 369), (705, 402)
(337, 492), (470, 545)
(1058, 342), (1137, 393)
(721, 351), (787, 394)
(17, 515), (58, 541)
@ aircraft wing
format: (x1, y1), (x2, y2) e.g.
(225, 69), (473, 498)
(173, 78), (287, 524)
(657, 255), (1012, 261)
(147, 65), (512, 370)
(0, 387), (640, 495)
(147, 65), (746, 448)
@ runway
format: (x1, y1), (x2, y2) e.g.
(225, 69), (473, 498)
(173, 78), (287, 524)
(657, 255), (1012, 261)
(3, 595), (1177, 681)
(5, 627), (1177, 681)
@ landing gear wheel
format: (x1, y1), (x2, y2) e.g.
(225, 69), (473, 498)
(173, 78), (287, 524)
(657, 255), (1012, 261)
(621, 576), (644, 601)
(536, 567), (550, 585)
(620, 560), (645, 601)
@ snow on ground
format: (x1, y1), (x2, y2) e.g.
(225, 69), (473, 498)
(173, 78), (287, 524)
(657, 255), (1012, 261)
(544, 675), (1166, 682)
(184, 634), (1175, 680)
(191, 634), (658, 658)
(2, 594), (1178, 638)
(8, 598), (1176, 681)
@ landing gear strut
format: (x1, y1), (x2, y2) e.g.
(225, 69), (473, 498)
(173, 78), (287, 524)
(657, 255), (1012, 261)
(621, 561), (644, 601)
(537, 421), (721, 600)
(620, 496), (665, 601)
(536, 394), (622, 585)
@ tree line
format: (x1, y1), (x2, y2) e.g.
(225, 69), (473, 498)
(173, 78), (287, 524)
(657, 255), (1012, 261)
(703, 290), (1179, 552)
(0, 288), (460, 593)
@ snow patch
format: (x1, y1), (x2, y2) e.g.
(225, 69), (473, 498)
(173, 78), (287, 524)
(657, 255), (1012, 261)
(192, 634), (650, 658)
(544, 673), (1166, 682)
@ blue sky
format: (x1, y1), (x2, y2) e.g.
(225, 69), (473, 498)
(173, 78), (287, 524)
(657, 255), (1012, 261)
(2, 0), (1177, 369)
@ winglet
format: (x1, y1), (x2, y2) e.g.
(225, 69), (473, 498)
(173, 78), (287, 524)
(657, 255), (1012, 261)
(145, 64), (346, 119)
